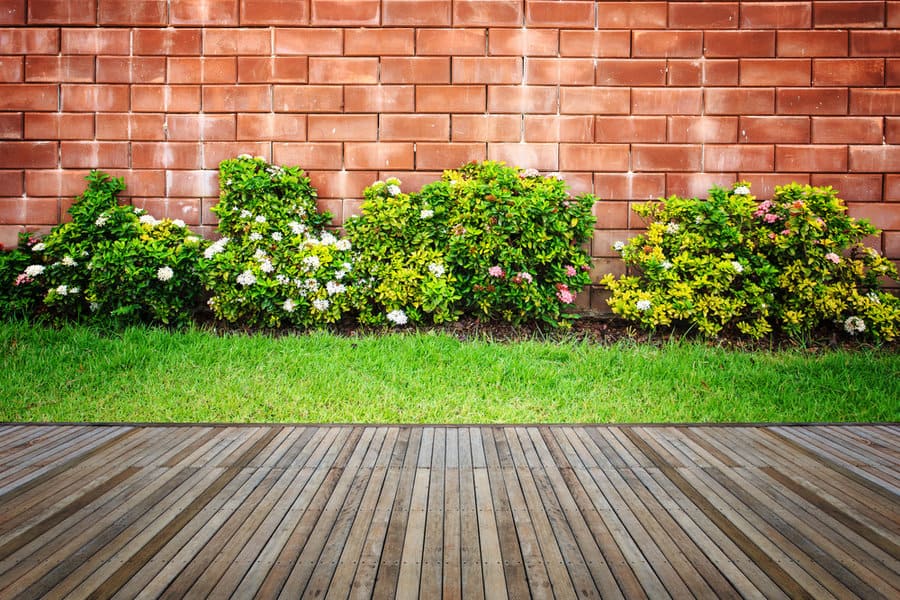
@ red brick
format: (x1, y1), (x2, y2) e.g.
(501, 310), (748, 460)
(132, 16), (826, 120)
(168, 57), (237, 84)
(133, 29), (202, 55)
(344, 142), (414, 170)
(0, 28), (58, 54)
(61, 28), (129, 55)
(453, 1), (522, 26)
(665, 60), (701, 86)
(25, 168), (91, 196)
(888, 117), (900, 143)
(847, 202), (900, 230)
(416, 85), (486, 113)
(524, 115), (591, 143)
(633, 145), (702, 172)
(130, 197), (201, 224)
(740, 59), (811, 86)
(310, 0), (379, 25)
(850, 89), (900, 115)
(307, 114), (377, 141)
(591, 200), (630, 229)
(0, 84), (57, 111)
(0, 141), (57, 168)
(487, 142), (557, 170)
(452, 57), (521, 84)
(236, 114), (303, 141)
(133, 85), (201, 113)
(776, 144), (847, 172)
(382, 0), (451, 26)
(595, 2), (667, 28)
(170, 0), (238, 25)
(105, 170), (166, 197)
(61, 84), (127, 112)
(741, 2), (812, 28)
(851, 31), (900, 57)
(813, 59), (885, 86)
(381, 57), (450, 84)
(850, 146), (900, 172)
(307, 169), (377, 198)
(380, 114), (449, 141)
(700, 59), (740, 86)
(0, 171), (24, 196)
(777, 88), (848, 115)
(737, 173), (810, 198)
(272, 143), (342, 169)
(597, 59), (666, 86)
(239, 1), (310, 26)
(814, 1), (885, 28)
(454, 114), (520, 142)
(560, 87), (630, 115)
(98, 1), (166, 25)
(0, 57), (24, 82)
(273, 85), (342, 112)
(308, 57), (378, 84)
(526, 58), (593, 85)
(596, 116), (666, 143)
(666, 173), (738, 199)
(28, 0), (96, 24)
(777, 30), (847, 57)
(560, 144), (628, 172)
(884, 231), (900, 258)
(739, 116), (810, 143)
(668, 116), (738, 143)
(416, 28), (486, 55)
(204, 29), (271, 55)
(592, 229), (638, 256)
(59, 141), (127, 168)
(0, 197), (59, 225)
(0, 1), (25, 25)
(316, 198), (343, 222)
(632, 88), (703, 115)
(96, 57), (166, 84)
(345, 85), (414, 112)
(559, 31), (631, 58)
(706, 88), (776, 115)
(891, 1), (900, 26)
(526, 1), (593, 28)
(705, 145), (774, 171)
(202, 142), (270, 168)
(132, 142), (201, 169)
(811, 116), (882, 143)
(168, 114), (237, 141)
(345, 28), (414, 56)
(96, 113), (166, 140)
(559, 172), (593, 195)
(888, 59), (900, 85)
(705, 31), (775, 58)
(415, 142), (486, 169)
(24, 113), (93, 139)
(886, 173), (900, 200)
(810, 174), (883, 201)
(166, 170), (219, 197)
(593, 173), (665, 200)
(487, 85), (556, 113)
(202, 85), (270, 112)
(668, 2), (738, 29)
(489, 28), (557, 56)
(0, 113), (21, 140)
(24, 56), (94, 82)
(633, 31), (703, 58)
(238, 57), (308, 83)
(274, 28), (342, 55)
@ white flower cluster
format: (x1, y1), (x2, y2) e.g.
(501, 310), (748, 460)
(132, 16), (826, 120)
(271, 231), (283, 242)
(386, 309), (408, 325)
(613, 241), (625, 252)
(25, 265), (45, 277)
(387, 184), (401, 196)
(240, 209), (252, 219)
(249, 232), (262, 241)
(260, 259), (274, 273)
(236, 270), (257, 286)
(255, 215), (266, 224)
(61, 256), (77, 267)
(636, 299), (652, 311)
(428, 263), (445, 277)
(283, 298), (295, 313)
(733, 185), (751, 196)
(666, 222), (680, 234)
(172, 219), (186, 228)
(320, 231), (337, 245)
(521, 168), (540, 178)
(203, 237), (229, 259)
(288, 221), (307, 236)
(55, 285), (78, 296)
(326, 281), (346, 295)
(32, 243), (45, 252)
(335, 238), (351, 251)
(303, 255), (320, 271)
(731, 261), (744, 273)
(312, 298), (330, 312)
(95, 214), (109, 227)
(420, 209), (434, 219)
(156, 266), (174, 282)
(139, 214), (159, 226)
(844, 316), (866, 335)
(661, 260), (673, 270)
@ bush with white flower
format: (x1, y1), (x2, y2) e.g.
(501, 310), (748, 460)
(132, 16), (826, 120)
(199, 155), (353, 328)
(602, 182), (900, 340)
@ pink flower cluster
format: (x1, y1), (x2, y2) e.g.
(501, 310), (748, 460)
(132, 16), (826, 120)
(13, 274), (32, 286)
(488, 265), (505, 278)
(754, 200), (780, 223)
(825, 252), (841, 264)
(556, 283), (575, 304)
(564, 265), (577, 277)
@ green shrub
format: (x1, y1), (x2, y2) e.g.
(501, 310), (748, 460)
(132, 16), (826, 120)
(417, 161), (596, 326)
(0, 233), (46, 319)
(602, 182), (900, 340)
(200, 155), (353, 328)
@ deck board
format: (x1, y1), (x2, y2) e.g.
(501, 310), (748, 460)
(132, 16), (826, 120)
(0, 424), (897, 599)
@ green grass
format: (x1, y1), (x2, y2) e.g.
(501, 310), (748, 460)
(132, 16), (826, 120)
(1, 321), (897, 424)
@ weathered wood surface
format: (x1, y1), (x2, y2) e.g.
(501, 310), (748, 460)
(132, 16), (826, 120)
(0, 424), (897, 599)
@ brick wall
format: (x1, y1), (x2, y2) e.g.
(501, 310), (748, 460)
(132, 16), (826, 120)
(1, 1), (898, 308)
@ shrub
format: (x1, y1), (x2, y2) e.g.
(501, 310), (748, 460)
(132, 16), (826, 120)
(0, 233), (46, 319)
(200, 155), (354, 328)
(1, 171), (205, 326)
(602, 182), (900, 340)
(417, 161), (596, 326)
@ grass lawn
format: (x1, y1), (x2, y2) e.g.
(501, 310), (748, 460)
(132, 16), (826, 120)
(1, 321), (897, 424)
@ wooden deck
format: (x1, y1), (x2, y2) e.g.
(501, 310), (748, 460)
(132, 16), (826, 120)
(0, 424), (897, 599)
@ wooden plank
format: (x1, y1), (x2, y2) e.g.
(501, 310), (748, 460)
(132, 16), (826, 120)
(442, 428), (462, 600)
(419, 427), (445, 599)
(457, 427), (485, 600)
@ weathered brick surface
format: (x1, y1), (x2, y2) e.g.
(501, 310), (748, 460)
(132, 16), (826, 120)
(0, 0), (897, 266)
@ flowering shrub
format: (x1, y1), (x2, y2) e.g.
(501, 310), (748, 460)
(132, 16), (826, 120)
(417, 161), (596, 325)
(199, 156), (353, 328)
(0, 234), (46, 319)
(1, 171), (205, 325)
(344, 178), (460, 326)
(602, 182), (900, 340)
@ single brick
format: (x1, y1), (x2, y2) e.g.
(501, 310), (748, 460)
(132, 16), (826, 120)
(850, 31), (900, 57)
(488, 142), (559, 170)
(741, 2), (812, 28)
(633, 30), (703, 58)
(25, 113), (94, 139)
(96, 113), (166, 140)
(345, 28), (414, 55)
(60, 141), (129, 168)
(25, 168), (94, 196)
(96, 57), (166, 84)
(272, 142), (342, 169)
(132, 141), (202, 169)
(667, 116), (738, 143)
(273, 85), (343, 112)
(274, 28), (343, 55)
(705, 144), (774, 171)
(596, 116), (667, 143)
(846, 202), (900, 230)
(453, 1), (522, 26)
(307, 114), (377, 141)
(559, 30), (631, 57)
(236, 114), (304, 141)
(166, 170), (219, 197)
(416, 85), (485, 113)
(705, 88), (775, 115)
(62, 84), (129, 112)
(740, 58), (811, 86)
(380, 114), (450, 141)
(525, 115), (593, 143)
(204, 29), (271, 55)
(810, 173), (883, 202)
(811, 116), (883, 144)
(0, 57), (24, 82)
(525, 1), (594, 28)
(527, 58), (594, 85)
(668, 2), (738, 29)
(560, 87), (630, 115)
(775, 144), (848, 172)
(416, 28), (486, 56)
(168, 57), (237, 84)
(345, 85), (414, 113)
(777, 30), (847, 57)
(132, 85), (201, 112)
(0, 28), (58, 54)
(168, 114), (237, 141)
(382, 0), (451, 26)
(202, 85), (271, 112)
(0, 84), (58, 111)
(850, 89), (900, 115)
(453, 57), (521, 84)
(487, 85), (557, 114)
(739, 116), (810, 143)
(0, 113), (22, 139)
(705, 31), (776, 57)
(98, 0), (167, 25)
(308, 57), (378, 84)
(28, 0), (96, 24)
(61, 28), (129, 54)
(814, 1), (885, 28)
(238, 57), (308, 83)
(596, 2), (667, 28)
(560, 144), (629, 171)
(597, 59), (666, 86)
(24, 56), (94, 82)
(0, 141), (58, 168)
(345, 142), (415, 170)
(632, 88), (703, 115)
(777, 88), (849, 115)
(0, 198), (58, 225)
(453, 115), (520, 142)
(310, 0), (380, 25)
(593, 172), (666, 200)
(381, 57), (450, 84)
(415, 142), (486, 169)
(133, 28), (202, 55)
(632, 144), (703, 171)
(239, 0), (310, 26)
(489, 28), (558, 56)
(170, 0), (239, 25)
(813, 59), (885, 86)
(849, 145), (900, 172)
